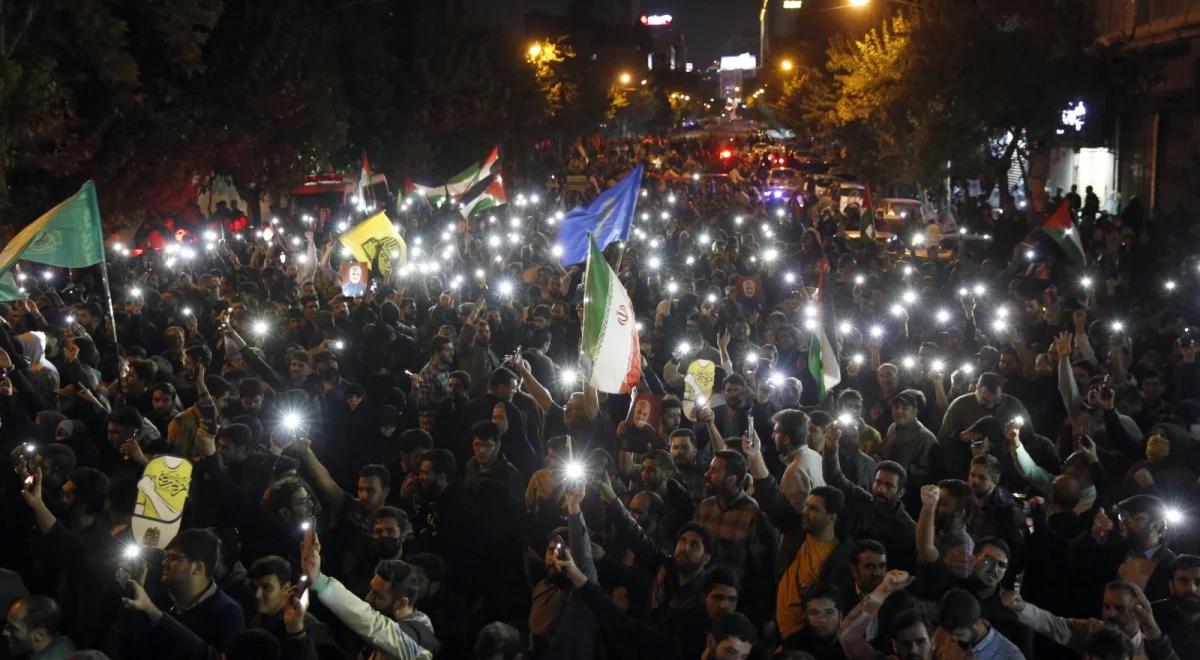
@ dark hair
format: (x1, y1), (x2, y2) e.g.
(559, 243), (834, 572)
(166, 528), (221, 578)
(487, 367), (518, 390)
(40, 444), (76, 475)
(67, 467), (110, 516)
(247, 555), (292, 585)
(977, 372), (1004, 392)
(803, 582), (843, 609)
(722, 373), (748, 390)
(891, 609), (929, 638)
(937, 588), (982, 629)
(937, 479), (972, 518)
(703, 565), (741, 594)
(216, 423), (253, 449)
(1170, 554), (1200, 578)
(853, 539), (887, 563)
(372, 506), (413, 536)
(661, 394), (683, 412)
(1082, 626), (1134, 660)
(810, 486), (845, 516)
(238, 379), (264, 398)
(669, 428), (697, 445)
(109, 405), (143, 430)
(875, 461), (908, 490)
(73, 336), (100, 368)
(359, 464), (392, 490)
(714, 450), (747, 484)
(471, 420), (501, 443)
(398, 429), (434, 453)
(185, 344), (212, 370)
(265, 476), (319, 519)
(771, 409), (809, 446)
(15, 595), (61, 636)
(421, 448), (457, 480)
(429, 335), (453, 357)
(448, 370), (471, 388)
(974, 536), (1011, 559)
(374, 559), (421, 605)
(407, 552), (448, 584)
(970, 453), (1002, 480)
(473, 622), (523, 659)
(206, 375), (233, 399)
(709, 612), (757, 647)
(127, 359), (157, 384)
(676, 521), (714, 554)
(150, 382), (177, 400)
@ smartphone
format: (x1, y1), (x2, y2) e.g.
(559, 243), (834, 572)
(555, 541), (568, 561)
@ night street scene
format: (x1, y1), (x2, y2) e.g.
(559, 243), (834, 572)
(4, 1), (1200, 659)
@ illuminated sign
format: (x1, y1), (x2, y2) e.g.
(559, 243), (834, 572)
(640, 14), (672, 26)
(782, 0), (804, 8)
(719, 53), (758, 71)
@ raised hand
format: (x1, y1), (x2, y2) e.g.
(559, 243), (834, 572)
(1053, 331), (1073, 360)
(919, 484), (940, 508)
(1001, 590), (1026, 612)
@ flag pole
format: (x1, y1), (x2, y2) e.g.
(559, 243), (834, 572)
(97, 255), (121, 355)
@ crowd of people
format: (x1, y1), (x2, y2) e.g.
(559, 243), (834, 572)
(1, 133), (1198, 660)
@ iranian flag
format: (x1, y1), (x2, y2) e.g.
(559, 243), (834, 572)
(582, 234), (641, 393)
(807, 257), (842, 399)
(1038, 200), (1086, 266)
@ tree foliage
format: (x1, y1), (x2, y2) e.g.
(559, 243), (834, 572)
(0, 0), (570, 221)
(777, 0), (1152, 188)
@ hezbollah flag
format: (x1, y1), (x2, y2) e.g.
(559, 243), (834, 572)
(0, 181), (105, 300)
(1037, 199), (1086, 266)
(582, 234), (640, 394)
(339, 211), (407, 278)
(807, 256), (842, 399)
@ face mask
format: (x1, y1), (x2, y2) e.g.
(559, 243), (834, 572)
(1080, 485), (1097, 502)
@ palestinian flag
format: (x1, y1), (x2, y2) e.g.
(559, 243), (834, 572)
(859, 184), (877, 240)
(807, 256), (842, 399)
(1038, 200), (1086, 266)
(405, 145), (501, 207)
(582, 234), (641, 394)
(458, 173), (508, 218)
(356, 153), (372, 205)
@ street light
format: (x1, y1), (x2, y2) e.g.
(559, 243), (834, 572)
(618, 71), (632, 86)
(779, 58), (795, 73)
(527, 42), (543, 58)
(849, 0), (870, 6)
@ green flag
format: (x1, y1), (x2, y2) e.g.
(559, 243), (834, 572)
(0, 181), (105, 300)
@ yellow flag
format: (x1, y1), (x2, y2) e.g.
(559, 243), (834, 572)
(339, 212), (407, 276)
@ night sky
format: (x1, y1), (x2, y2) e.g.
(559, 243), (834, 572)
(486, 0), (763, 66)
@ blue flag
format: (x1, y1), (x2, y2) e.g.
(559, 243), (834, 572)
(556, 165), (643, 265)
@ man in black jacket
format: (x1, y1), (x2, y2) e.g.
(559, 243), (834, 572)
(821, 428), (917, 571)
(1152, 554), (1200, 659)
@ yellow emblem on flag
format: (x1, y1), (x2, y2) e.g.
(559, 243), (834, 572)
(339, 212), (407, 277)
(682, 359), (716, 421)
